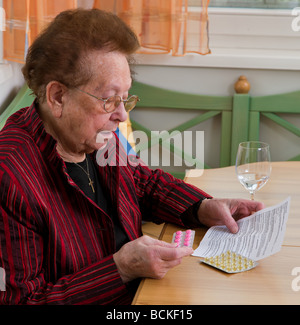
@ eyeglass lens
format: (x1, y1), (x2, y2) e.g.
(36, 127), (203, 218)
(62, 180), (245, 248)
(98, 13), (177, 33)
(105, 96), (138, 113)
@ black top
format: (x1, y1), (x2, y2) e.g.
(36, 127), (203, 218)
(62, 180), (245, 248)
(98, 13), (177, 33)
(65, 155), (128, 251)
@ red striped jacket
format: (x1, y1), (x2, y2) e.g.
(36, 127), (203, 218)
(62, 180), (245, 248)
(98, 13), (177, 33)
(0, 102), (210, 305)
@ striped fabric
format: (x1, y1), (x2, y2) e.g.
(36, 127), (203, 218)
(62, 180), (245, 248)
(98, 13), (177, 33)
(0, 102), (210, 305)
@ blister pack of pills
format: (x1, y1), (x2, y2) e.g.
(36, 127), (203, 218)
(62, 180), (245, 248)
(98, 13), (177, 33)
(200, 250), (258, 273)
(172, 229), (195, 248)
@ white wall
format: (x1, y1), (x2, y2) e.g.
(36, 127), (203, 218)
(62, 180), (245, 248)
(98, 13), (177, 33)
(0, 62), (24, 115)
(131, 63), (300, 169)
(133, 64), (300, 97)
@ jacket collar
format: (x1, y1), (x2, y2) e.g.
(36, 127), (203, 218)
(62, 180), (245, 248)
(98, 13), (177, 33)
(23, 100), (62, 167)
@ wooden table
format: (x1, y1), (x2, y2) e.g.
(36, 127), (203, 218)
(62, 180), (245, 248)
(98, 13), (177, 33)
(133, 162), (300, 305)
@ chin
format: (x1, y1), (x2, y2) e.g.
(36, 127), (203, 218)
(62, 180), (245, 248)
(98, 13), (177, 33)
(95, 141), (107, 150)
(84, 142), (104, 154)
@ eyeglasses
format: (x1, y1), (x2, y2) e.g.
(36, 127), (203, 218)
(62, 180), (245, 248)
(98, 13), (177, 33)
(75, 88), (140, 113)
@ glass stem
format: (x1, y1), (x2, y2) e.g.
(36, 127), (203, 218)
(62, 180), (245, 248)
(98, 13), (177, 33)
(250, 192), (254, 200)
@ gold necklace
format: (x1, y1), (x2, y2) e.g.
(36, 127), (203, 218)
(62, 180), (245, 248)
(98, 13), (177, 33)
(74, 157), (95, 193)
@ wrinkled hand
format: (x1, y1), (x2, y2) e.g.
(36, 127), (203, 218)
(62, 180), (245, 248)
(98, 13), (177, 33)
(198, 198), (265, 234)
(113, 235), (193, 283)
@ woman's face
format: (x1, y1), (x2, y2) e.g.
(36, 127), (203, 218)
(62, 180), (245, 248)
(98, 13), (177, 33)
(53, 50), (132, 157)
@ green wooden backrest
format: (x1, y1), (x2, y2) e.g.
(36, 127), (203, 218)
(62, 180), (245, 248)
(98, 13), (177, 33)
(229, 90), (300, 164)
(2, 79), (299, 180)
(0, 82), (234, 180)
(249, 91), (300, 161)
(0, 84), (35, 130)
(230, 93), (251, 164)
(130, 81), (233, 178)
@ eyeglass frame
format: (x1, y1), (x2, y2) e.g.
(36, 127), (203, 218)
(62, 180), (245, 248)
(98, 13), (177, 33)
(74, 87), (140, 113)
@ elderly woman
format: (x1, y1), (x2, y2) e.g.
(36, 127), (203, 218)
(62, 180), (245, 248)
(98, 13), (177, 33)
(0, 9), (263, 305)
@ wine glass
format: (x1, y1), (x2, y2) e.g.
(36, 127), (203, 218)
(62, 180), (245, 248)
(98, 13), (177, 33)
(235, 141), (271, 200)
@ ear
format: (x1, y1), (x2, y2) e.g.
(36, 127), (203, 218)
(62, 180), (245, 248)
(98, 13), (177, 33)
(46, 81), (67, 118)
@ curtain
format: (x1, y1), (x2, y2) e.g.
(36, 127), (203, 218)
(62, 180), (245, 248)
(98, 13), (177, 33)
(94, 0), (210, 56)
(3, 0), (210, 63)
(3, 0), (77, 63)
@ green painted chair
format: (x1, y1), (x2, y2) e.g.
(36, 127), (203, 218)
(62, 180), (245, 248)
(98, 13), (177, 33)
(0, 84), (35, 130)
(248, 91), (300, 162)
(130, 81), (234, 178)
(0, 82), (235, 180)
(229, 85), (300, 164)
(3, 77), (298, 180)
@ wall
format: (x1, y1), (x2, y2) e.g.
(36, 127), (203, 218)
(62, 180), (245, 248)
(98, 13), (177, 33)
(131, 62), (300, 169)
(0, 62), (24, 115)
(133, 64), (300, 97)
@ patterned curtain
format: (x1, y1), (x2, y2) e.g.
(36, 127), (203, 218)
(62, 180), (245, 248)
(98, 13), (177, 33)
(3, 0), (210, 63)
(3, 0), (77, 63)
(94, 0), (210, 56)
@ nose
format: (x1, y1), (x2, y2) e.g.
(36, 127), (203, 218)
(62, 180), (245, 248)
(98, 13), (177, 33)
(111, 101), (128, 123)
